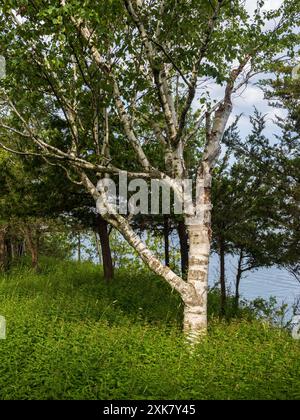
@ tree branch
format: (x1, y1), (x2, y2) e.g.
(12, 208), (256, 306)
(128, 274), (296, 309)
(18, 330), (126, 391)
(67, 12), (152, 171)
(124, 0), (178, 142)
(174, 0), (225, 146)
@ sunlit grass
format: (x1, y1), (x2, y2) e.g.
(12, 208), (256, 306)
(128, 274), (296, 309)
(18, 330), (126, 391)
(0, 259), (299, 400)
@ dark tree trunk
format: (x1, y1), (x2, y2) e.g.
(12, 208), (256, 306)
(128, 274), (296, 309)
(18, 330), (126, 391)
(235, 250), (244, 311)
(94, 231), (102, 265)
(96, 215), (114, 282)
(24, 227), (39, 271)
(219, 238), (227, 317)
(11, 241), (15, 261)
(31, 245), (39, 270)
(177, 220), (189, 279)
(4, 237), (12, 271)
(17, 240), (25, 258)
(163, 216), (170, 267)
(77, 233), (81, 262)
(0, 229), (7, 272)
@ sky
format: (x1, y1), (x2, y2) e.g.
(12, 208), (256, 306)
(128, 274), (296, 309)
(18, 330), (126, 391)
(214, 0), (288, 140)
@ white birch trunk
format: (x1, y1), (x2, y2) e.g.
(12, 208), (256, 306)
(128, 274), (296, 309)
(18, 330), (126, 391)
(184, 223), (211, 342)
(183, 169), (213, 342)
(181, 95), (234, 342)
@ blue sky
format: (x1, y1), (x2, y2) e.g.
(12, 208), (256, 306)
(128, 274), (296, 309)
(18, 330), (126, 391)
(213, 0), (288, 140)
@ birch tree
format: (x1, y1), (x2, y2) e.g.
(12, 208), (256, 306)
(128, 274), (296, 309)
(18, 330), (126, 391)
(0, 0), (299, 342)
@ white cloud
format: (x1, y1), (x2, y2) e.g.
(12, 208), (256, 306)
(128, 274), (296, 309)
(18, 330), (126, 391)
(262, 0), (284, 12)
(194, 0), (288, 140)
(231, 82), (287, 139)
(245, 0), (284, 16)
(196, 80), (284, 139)
(245, 0), (284, 30)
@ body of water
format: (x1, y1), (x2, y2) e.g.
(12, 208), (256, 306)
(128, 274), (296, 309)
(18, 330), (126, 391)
(208, 253), (300, 316)
(83, 232), (300, 317)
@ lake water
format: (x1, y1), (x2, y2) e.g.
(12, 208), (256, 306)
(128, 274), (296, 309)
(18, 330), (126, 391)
(208, 253), (300, 315)
(84, 233), (300, 316)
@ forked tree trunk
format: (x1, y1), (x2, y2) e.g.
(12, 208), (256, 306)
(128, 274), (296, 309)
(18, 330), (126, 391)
(82, 166), (213, 344)
(80, 85), (233, 343)
(180, 92), (233, 340)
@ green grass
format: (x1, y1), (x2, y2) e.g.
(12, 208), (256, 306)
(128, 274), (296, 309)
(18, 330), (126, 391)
(0, 259), (299, 400)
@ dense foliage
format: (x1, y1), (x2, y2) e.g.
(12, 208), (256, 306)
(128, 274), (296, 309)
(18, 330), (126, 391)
(0, 259), (299, 400)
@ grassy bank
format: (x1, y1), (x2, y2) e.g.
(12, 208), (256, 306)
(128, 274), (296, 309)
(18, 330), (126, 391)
(0, 259), (299, 400)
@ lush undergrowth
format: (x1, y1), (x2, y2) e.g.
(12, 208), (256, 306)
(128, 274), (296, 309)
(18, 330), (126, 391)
(0, 259), (299, 400)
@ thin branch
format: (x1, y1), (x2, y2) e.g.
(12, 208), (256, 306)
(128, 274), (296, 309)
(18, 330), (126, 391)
(0, 124), (31, 138)
(42, 156), (84, 186)
(183, 100), (222, 146)
(101, 108), (110, 160)
(150, 39), (192, 88)
(0, 141), (42, 157)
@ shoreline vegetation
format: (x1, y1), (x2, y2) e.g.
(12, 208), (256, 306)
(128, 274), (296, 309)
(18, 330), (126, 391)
(0, 258), (299, 400)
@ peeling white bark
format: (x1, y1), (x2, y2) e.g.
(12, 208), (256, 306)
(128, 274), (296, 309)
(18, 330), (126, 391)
(183, 89), (234, 342)
(184, 223), (211, 342)
(80, 171), (196, 306)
